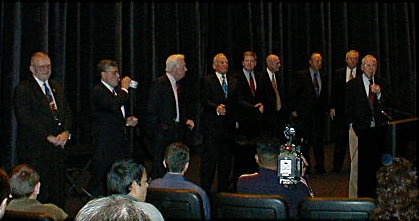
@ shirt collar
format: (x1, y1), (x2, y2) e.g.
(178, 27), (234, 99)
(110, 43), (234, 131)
(101, 80), (115, 93)
(163, 173), (187, 181)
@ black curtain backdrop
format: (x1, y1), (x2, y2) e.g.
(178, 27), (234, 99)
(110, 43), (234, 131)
(1, 1), (416, 169)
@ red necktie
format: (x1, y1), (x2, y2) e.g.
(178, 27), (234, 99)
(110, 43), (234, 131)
(249, 73), (256, 96)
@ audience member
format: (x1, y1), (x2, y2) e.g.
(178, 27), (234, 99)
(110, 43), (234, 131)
(373, 155), (418, 220)
(200, 53), (246, 194)
(289, 52), (328, 174)
(237, 138), (313, 218)
(260, 54), (288, 142)
(88, 59), (138, 197)
(6, 164), (68, 221)
(13, 52), (72, 207)
(150, 142), (210, 220)
(0, 169), (11, 219)
(330, 50), (361, 173)
(106, 159), (164, 221)
(145, 54), (195, 179)
(345, 55), (389, 198)
(75, 195), (151, 221)
(231, 50), (265, 189)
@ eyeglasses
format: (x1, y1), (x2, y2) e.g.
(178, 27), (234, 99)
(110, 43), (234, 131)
(33, 64), (51, 70)
(106, 70), (120, 75)
(134, 177), (152, 186)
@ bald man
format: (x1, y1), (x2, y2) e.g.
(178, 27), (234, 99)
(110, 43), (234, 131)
(260, 54), (289, 142)
(13, 52), (72, 207)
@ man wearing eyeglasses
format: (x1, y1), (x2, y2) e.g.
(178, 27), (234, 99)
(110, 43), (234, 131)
(13, 52), (72, 208)
(88, 59), (138, 198)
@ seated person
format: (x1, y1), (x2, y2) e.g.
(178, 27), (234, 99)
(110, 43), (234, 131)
(373, 155), (418, 220)
(75, 195), (151, 221)
(237, 138), (313, 218)
(6, 164), (68, 221)
(0, 168), (11, 219)
(107, 158), (164, 221)
(150, 142), (211, 220)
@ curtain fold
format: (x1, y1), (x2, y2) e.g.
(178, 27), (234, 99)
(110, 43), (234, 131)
(1, 1), (416, 169)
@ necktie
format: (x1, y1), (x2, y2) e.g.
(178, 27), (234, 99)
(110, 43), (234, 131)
(271, 74), (282, 111)
(221, 73), (228, 98)
(249, 72), (256, 96)
(43, 82), (57, 110)
(313, 72), (320, 97)
(176, 81), (181, 98)
(348, 69), (354, 81)
(368, 79), (375, 110)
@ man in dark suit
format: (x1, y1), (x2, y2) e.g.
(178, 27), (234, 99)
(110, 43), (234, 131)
(260, 54), (288, 142)
(13, 52), (72, 207)
(230, 51), (265, 189)
(88, 59), (138, 197)
(345, 55), (389, 198)
(329, 50), (361, 173)
(200, 53), (253, 194)
(289, 52), (328, 174)
(145, 54), (195, 179)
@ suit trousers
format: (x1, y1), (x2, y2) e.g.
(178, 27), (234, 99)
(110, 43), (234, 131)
(20, 153), (66, 208)
(356, 126), (387, 198)
(149, 124), (184, 179)
(200, 131), (234, 194)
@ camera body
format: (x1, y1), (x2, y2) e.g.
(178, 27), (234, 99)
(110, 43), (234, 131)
(277, 125), (303, 184)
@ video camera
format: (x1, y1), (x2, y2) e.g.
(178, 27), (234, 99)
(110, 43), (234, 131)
(277, 125), (304, 184)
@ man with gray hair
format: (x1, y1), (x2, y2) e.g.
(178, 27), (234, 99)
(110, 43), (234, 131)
(146, 54), (195, 179)
(75, 195), (151, 221)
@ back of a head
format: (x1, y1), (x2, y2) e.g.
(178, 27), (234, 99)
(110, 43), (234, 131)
(9, 164), (39, 199)
(256, 138), (280, 169)
(75, 195), (151, 221)
(164, 142), (190, 173)
(107, 159), (145, 195)
(374, 156), (418, 220)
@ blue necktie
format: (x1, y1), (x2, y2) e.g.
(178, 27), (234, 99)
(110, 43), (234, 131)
(221, 73), (228, 98)
(313, 72), (320, 97)
(43, 82), (54, 103)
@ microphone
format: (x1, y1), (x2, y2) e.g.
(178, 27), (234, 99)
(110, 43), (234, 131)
(381, 110), (393, 121)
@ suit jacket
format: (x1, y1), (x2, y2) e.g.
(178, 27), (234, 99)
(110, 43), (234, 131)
(91, 82), (128, 145)
(289, 68), (329, 120)
(14, 76), (72, 159)
(260, 70), (288, 118)
(345, 75), (388, 131)
(200, 72), (242, 136)
(230, 70), (265, 124)
(145, 74), (191, 138)
(330, 67), (362, 117)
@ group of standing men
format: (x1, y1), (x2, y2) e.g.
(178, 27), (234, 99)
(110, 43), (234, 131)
(13, 49), (389, 208)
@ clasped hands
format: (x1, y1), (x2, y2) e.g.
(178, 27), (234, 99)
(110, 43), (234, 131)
(47, 131), (69, 149)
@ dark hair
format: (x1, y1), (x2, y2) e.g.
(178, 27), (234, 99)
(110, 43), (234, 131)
(75, 195), (151, 221)
(97, 59), (118, 75)
(373, 156), (418, 220)
(0, 169), (10, 202)
(9, 164), (40, 198)
(256, 137), (280, 168)
(164, 143), (190, 173)
(243, 51), (257, 60)
(107, 159), (145, 195)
